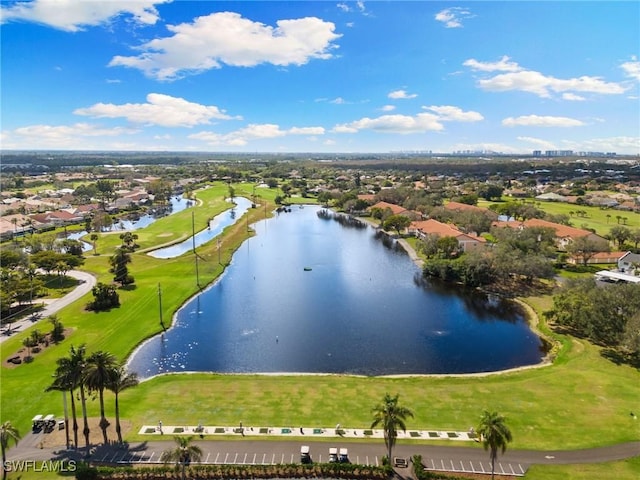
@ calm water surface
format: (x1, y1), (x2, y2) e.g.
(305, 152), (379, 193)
(128, 206), (545, 378)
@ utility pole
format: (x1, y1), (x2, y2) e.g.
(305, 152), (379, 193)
(158, 283), (166, 332)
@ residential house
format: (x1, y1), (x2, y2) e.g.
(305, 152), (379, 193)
(444, 201), (489, 214)
(369, 201), (408, 216)
(618, 252), (640, 274)
(567, 251), (627, 265)
(410, 219), (486, 252)
(493, 218), (607, 250)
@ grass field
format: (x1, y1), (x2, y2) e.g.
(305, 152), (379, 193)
(1, 183), (639, 480)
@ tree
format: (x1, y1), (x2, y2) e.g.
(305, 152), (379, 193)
(477, 410), (513, 480)
(85, 351), (118, 445)
(566, 236), (609, 266)
(95, 180), (115, 210)
(49, 315), (65, 343)
(119, 232), (139, 252)
(370, 393), (414, 463)
(110, 248), (134, 287)
(160, 436), (203, 480)
(90, 233), (99, 255)
(48, 345), (88, 450)
(382, 214), (411, 235)
(108, 365), (139, 444)
(0, 421), (20, 480)
(478, 184), (504, 201)
(87, 283), (120, 311)
(609, 226), (631, 249)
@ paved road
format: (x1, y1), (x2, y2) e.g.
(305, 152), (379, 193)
(8, 433), (640, 478)
(0, 270), (96, 343)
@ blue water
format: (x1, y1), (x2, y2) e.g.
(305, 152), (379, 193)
(106, 195), (193, 231)
(148, 197), (252, 259)
(128, 206), (545, 378)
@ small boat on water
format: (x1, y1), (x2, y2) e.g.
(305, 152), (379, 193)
(304, 267), (312, 271)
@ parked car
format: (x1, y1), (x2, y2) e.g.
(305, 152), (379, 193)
(338, 448), (349, 463)
(300, 445), (311, 464)
(328, 447), (338, 463)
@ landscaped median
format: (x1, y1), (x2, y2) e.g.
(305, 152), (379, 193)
(137, 424), (478, 442)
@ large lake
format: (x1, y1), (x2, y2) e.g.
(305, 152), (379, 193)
(128, 206), (545, 378)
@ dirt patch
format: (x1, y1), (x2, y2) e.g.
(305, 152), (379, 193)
(4, 328), (73, 369)
(39, 417), (133, 448)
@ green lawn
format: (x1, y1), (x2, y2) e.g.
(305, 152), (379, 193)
(1, 183), (639, 479)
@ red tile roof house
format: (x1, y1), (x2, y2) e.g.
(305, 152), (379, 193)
(409, 219), (486, 252)
(491, 218), (607, 250)
(444, 201), (489, 214)
(369, 201), (409, 216)
(31, 210), (83, 226)
(567, 251), (627, 265)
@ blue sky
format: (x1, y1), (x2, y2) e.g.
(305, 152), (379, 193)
(1, 0), (639, 154)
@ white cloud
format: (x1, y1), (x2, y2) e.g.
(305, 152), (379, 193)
(337, 3), (351, 12)
(502, 115), (585, 127)
(434, 7), (473, 28)
(380, 105), (396, 112)
(477, 70), (627, 98)
(463, 56), (522, 72)
(562, 93), (586, 101)
(0, 0), (169, 32)
(621, 59), (640, 81)
(422, 105), (484, 122)
(330, 97), (347, 104)
(109, 12), (341, 81)
(563, 136), (640, 154)
(189, 123), (325, 146)
(5, 123), (139, 149)
(74, 93), (240, 127)
(388, 89), (417, 99)
(333, 113), (443, 134)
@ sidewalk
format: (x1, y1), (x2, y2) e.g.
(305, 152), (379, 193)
(139, 424), (478, 442)
(0, 270), (96, 343)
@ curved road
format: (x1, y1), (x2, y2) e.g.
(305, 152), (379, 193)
(0, 270), (96, 343)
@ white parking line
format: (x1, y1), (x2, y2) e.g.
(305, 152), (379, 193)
(223, 452), (229, 464)
(252, 453), (256, 464)
(147, 452), (155, 463)
(233, 453), (238, 464)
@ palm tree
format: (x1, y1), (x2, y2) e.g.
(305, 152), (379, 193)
(56, 345), (91, 455)
(477, 410), (513, 480)
(0, 421), (21, 480)
(107, 364), (139, 444)
(84, 351), (118, 445)
(370, 393), (414, 464)
(90, 233), (99, 255)
(160, 436), (203, 480)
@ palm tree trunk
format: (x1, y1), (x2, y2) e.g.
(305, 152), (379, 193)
(70, 389), (79, 449)
(62, 390), (70, 450)
(79, 385), (90, 456)
(114, 392), (122, 444)
(98, 389), (108, 444)
(181, 462), (186, 480)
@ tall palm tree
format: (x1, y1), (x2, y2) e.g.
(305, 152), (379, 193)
(46, 370), (73, 450)
(160, 436), (203, 480)
(59, 344), (91, 456)
(84, 351), (118, 445)
(107, 364), (138, 444)
(370, 393), (414, 463)
(0, 421), (21, 480)
(477, 410), (513, 480)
